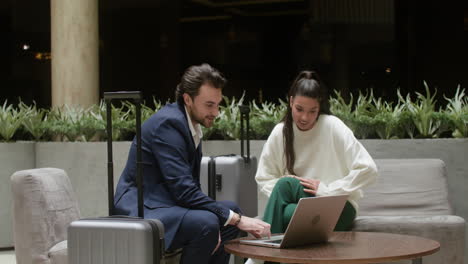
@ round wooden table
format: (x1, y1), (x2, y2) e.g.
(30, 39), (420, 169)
(225, 232), (440, 264)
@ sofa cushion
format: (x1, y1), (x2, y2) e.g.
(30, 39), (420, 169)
(358, 159), (452, 216)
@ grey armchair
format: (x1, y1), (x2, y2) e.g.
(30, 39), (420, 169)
(11, 168), (80, 264)
(11, 168), (182, 264)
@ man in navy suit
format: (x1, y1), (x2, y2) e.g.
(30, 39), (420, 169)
(114, 63), (271, 263)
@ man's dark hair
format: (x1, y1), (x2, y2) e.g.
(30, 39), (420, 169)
(175, 63), (226, 105)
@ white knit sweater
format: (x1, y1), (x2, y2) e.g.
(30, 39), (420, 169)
(255, 114), (378, 211)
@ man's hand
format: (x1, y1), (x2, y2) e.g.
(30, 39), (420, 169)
(232, 214), (271, 238)
(211, 232), (221, 255)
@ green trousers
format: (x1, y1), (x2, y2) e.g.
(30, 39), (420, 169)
(263, 177), (356, 234)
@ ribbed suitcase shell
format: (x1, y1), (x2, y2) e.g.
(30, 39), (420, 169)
(200, 155), (258, 217)
(68, 218), (165, 264)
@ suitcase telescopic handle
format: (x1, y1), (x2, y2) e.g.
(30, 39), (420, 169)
(208, 157), (216, 200)
(239, 105), (250, 163)
(104, 91), (144, 218)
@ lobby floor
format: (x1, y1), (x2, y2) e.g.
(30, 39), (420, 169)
(0, 249), (16, 264)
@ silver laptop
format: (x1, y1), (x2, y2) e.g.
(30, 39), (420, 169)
(239, 194), (349, 248)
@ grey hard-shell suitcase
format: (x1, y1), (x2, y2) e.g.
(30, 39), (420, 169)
(200, 105), (258, 217)
(68, 91), (167, 264)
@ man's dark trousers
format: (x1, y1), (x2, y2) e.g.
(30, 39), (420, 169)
(169, 200), (241, 264)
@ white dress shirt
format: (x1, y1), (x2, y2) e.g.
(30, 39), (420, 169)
(185, 106), (234, 225)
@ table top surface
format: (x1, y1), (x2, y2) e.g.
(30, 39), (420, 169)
(225, 231), (440, 264)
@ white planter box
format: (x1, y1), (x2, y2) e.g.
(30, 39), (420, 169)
(35, 142), (131, 218)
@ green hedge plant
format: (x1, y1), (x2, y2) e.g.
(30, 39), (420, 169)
(445, 86), (468, 138)
(46, 105), (105, 142)
(249, 99), (287, 140)
(18, 102), (48, 141)
(372, 97), (406, 139)
(0, 101), (24, 141)
(399, 82), (440, 138)
(1, 83), (466, 142)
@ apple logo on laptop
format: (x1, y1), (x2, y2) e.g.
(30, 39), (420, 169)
(311, 215), (321, 225)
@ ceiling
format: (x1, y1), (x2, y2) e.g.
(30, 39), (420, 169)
(96, 0), (309, 21)
(181, 0), (309, 22)
(3, 0), (466, 29)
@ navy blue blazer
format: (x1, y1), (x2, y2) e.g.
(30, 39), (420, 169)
(114, 102), (231, 249)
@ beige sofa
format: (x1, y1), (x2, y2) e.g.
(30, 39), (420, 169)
(354, 159), (465, 264)
(257, 158), (465, 264)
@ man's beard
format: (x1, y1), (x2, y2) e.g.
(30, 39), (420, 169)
(195, 115), (215, 128)
(190, 110), (214, 128)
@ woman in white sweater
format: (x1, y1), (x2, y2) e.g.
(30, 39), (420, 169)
(248, 71), (378, 264)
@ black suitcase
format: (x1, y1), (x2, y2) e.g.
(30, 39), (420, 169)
(200, 105), (258, 217)
(68, 91), (170, 264)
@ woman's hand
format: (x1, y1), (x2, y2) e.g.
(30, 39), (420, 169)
(298, 177), (320, 195)
(283, 175), (320, 195)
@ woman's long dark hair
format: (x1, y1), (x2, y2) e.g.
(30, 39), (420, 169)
(282, 71), (331, 175)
